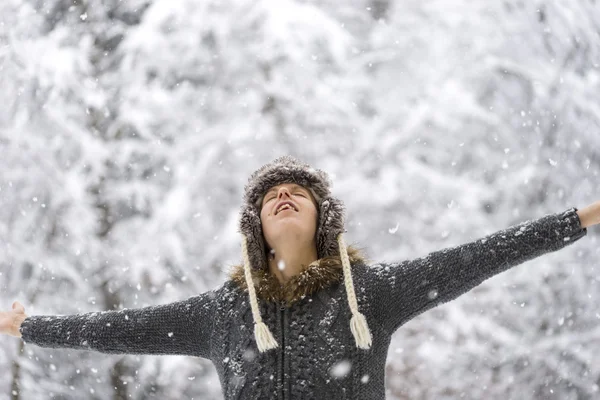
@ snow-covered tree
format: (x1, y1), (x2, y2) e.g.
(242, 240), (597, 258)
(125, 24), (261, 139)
(1, 0), (598, 399)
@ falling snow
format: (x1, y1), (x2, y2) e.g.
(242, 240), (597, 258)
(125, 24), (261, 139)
(0, 0), (597, 399)
(330, 360), (352, 379)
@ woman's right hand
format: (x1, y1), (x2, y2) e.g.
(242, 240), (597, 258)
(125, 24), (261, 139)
(0, 301), (28, 337)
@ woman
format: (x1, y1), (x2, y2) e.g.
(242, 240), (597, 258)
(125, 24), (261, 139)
(1, 155), (599, 399)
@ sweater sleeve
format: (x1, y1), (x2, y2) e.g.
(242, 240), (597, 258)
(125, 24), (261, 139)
(368, 207), (588, 334)
(19, 288), (218, 359)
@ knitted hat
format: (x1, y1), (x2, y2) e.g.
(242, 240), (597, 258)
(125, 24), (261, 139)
(238, 155), (372, 352)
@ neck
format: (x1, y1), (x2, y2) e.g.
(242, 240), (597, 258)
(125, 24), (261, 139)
(268, 241), (319, 284)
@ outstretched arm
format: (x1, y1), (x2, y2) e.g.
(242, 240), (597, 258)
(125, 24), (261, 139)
(15, 289), (218, 359)
(369, 206), (590, 334)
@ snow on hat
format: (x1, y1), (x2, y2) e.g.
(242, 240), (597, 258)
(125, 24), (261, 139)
(239, 155), (372, 352)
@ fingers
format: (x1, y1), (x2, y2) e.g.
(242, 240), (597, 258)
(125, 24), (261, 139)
(12, 301), (25, 314)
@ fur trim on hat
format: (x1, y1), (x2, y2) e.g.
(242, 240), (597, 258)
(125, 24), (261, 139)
(239, 156), (346, 271)
(243, 155), (332, 207)
(230, 245), (368, 305)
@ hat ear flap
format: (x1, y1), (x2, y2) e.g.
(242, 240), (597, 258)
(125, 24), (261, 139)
(239, 204), (268, 270)
(316, 197), (346, 259)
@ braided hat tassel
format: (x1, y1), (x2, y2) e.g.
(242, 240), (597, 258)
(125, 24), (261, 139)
(338, 233), (372, 349)
(241, 235), (278, 352)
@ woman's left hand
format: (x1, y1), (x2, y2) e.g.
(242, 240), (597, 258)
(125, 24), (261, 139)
(576, 201), (600, 228)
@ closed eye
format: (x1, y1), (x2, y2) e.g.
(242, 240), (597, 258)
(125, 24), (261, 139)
(262, 189), (308, 206)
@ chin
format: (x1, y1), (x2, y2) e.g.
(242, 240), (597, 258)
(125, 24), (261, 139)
(269, 225), (315, 242)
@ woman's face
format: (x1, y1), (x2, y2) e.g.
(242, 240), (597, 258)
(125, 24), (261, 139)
(260, 183), (319, 252)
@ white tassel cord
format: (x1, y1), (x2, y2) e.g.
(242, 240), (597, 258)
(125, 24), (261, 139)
(241, 235), (278, 352)
(338, 233), (373, 349)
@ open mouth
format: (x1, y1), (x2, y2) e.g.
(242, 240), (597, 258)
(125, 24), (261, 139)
(275, 202), (298, 215)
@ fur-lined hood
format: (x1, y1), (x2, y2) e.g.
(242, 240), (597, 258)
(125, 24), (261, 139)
(230, 245), (368, 305)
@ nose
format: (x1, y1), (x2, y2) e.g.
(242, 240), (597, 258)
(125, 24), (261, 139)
(277, 187), (291, 199)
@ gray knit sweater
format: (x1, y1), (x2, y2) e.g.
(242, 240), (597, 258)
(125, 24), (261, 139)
(20, 207), (587, 399)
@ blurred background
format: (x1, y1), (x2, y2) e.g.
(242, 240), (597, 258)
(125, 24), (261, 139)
(1, 0), (599, 399)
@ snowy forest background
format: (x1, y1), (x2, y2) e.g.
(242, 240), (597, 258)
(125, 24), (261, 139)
(1, 0), (599, 399)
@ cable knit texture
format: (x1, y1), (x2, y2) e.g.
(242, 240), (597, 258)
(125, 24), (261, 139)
(20, 207), (587, 399)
